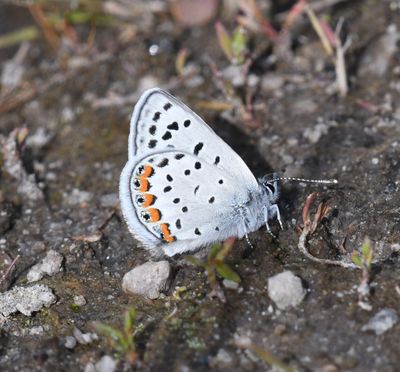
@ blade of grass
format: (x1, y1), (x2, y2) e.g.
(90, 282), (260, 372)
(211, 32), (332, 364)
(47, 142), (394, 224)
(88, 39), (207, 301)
(0, 27), (39, 49)
(304, 5), (333, 56)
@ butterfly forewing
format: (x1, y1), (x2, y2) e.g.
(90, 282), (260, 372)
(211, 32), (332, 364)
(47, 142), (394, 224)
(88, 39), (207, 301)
(128, 88), (258, 189)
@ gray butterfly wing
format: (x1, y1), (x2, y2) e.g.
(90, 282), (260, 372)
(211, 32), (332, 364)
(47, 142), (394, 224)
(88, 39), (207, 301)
(119, 151), (251, 256)
(128, 88), (258, 190)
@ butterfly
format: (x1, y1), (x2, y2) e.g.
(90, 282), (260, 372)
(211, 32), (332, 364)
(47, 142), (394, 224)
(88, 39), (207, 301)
(119, 88), (283, 257)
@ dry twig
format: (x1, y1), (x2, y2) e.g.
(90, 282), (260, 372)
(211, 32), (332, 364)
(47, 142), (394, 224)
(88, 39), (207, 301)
(298, 192), (358, 269)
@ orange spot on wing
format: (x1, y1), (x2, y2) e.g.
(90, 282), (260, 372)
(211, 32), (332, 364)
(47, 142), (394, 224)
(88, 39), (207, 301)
(138, 176), (149, 192)
(147, 208), (161, 222)
(142, 194), (156, 207)
(160, 223), (176, 243)
(142, 164), (154, 177)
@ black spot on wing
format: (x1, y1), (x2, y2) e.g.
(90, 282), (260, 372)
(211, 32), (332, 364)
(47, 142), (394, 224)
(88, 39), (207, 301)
(153, 112), (161, 122)
(164, 186), (172, 193)
(194, 162), (201, 170)
(193, 142), (203, 155)
(182, 206), (188, 213)
(162, 131), (172, 140)
(148, 140), (157, 148)
(173, 198), (180, 204)
(166, 174), (173, 182)
(158, 158), (169, 167)
(208, 196), (215, 203)
(194, 185), (199, 195)
(184, 169), (191, 176)
(215, 227), (219, 231)
(163, 102), (172, 111)
(176, 219), (181, 229)
(175, 154), (185, 160)
(194, 228), (201, 236)
(218, 179), (224, 184)
(184, 120), (191, 127)
(149, 125), (156, 135)
(167, 122), (179, 130)
(214, 156), (220, 165)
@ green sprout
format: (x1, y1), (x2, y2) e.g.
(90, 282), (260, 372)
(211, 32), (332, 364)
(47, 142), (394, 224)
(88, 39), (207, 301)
(215, 22), (247, 65)
(351, 237), (374, 307)
(351, 237), (373, 271)
(175, 48), (188, 76)
(93, 306), (138, 365)
(185, 237), (240, 300)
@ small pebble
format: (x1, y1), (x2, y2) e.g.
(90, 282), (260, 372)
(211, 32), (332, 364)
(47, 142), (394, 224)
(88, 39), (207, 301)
(64, 336), (77, 349)
(95, 355), (117, 372)
(27, 249), (63, 283)
(73, 295), (87, 307)
(0, 284), (56, 317)
(222, 279), (239, 290)
(122, 260), (171, 299)
(361, 308), (398, 335)
(267, 271), (306, 310)
(73, 327), (98, 345)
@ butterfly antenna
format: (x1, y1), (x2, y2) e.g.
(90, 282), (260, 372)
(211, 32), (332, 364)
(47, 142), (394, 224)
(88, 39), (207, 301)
(269, 176), (338, 185)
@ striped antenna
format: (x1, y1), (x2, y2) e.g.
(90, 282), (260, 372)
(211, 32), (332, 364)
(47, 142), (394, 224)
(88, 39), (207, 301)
(269, 176), (338, 185)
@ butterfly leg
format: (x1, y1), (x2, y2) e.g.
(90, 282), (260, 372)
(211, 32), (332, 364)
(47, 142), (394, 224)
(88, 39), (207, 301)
(239, 208), (254, 249)
(263, 205), (280, 238)
(270, 204), (283, 230)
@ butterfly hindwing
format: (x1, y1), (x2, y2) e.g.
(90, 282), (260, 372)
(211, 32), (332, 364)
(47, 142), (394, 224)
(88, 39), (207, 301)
(128, 88), (258, 190)
(120, 151), (250, 256)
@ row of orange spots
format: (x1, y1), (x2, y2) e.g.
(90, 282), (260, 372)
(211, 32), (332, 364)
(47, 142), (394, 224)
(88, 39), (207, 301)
(135, 163), (176, 244)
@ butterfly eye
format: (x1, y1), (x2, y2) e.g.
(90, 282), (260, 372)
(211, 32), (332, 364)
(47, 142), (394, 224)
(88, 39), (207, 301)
(263, 182), (275, 195)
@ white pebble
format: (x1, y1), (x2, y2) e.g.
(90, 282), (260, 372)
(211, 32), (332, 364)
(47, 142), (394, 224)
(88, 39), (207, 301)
(122, 261), (171, 299)
(267, 271), (306, 310)
(361, 308), (398, 335)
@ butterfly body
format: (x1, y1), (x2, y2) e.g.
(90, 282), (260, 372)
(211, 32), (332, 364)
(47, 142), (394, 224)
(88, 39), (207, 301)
(119, 88), (280, 256)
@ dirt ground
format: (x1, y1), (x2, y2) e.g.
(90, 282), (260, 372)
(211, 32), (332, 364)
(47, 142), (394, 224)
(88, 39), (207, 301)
(0, 0), (399, 371)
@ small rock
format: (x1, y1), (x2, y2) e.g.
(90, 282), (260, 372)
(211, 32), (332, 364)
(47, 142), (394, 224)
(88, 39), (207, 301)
(95, 355), (117, 372)
(73, 295), (87, 307)
(122, 261), (171, 299)
(267, 271), (306, 310)
(222, 279), (239, 290)
(26, 128), (53, 149)
(303, 122), (329, 143)
(64, 335), (77, 349)
(261, 74), (285, 92)
(361, 308), (398, 335)
(27, 249), (63, 282)
(73, 327), (98, 345)
(222, 65), (246, 87)
(84, 363), (96, 372)
(0, 284), (56, 316)
(28, 325), (44, 336)
(209, 348), (234, 369)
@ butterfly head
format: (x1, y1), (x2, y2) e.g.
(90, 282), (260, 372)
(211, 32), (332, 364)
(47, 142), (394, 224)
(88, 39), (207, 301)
(259, 175), (280, 204)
